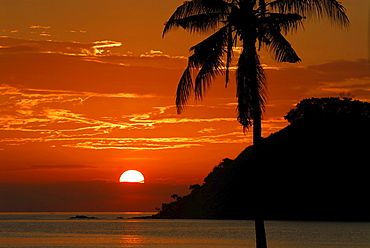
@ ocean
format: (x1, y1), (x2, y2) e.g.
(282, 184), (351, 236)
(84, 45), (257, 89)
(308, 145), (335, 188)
(0, 212), (369, 247)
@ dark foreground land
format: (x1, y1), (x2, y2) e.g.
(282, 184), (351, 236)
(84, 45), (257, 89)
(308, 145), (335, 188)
(152, 98), (370, 221)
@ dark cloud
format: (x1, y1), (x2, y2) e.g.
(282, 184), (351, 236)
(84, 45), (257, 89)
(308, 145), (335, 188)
(307, 59), (370, 82)
(0, 180), (190, 212)
(264, 59), (369, 98)
(261, 59), (370, 119)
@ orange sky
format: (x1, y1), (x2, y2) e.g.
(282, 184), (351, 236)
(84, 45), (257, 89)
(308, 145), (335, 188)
(0, 0), (369, 211)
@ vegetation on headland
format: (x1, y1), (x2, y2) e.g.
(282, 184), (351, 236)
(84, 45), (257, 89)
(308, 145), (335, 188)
(153, 97), (370, 221)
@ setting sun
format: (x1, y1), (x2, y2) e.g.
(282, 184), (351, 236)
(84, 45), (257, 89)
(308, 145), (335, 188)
(119, 170), (145, 183)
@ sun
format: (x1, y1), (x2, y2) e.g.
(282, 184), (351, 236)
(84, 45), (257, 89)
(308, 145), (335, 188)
(119, 170), (145, 183)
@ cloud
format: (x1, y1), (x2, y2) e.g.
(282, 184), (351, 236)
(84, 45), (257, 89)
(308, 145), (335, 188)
(308, 59), (370, 81)
(65, 30), (87, 34)
(0, 37), (123, 56)
(155, 177), (181, 182)
(5, 25), (86, 41)
(0, 131), (250, 151)
(198, 127), (217, 134)
(29, 25), (51, 29)
(0, 84), (249, 151)
(1, 37), (368, 155)
(140, 50), (164, 57)
(92, 40), (122, 55)
(139, 50), (186, 60)
(61, 140), (203, 150)
(264, 59), (370, 108)
(0, 96), (252, 151)
(305, 59), (370, 100)
(0, 37), (93, 56)
(3, 58), (368, 152)
(0, 37), (187, 68)
(0, 84), (153, 108)
(0, 84), (160, 145)
(5, 164), (94, 171)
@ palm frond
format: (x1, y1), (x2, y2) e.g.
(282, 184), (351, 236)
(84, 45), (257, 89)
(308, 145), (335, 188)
(175, 25), (231, 112)
(266, 30), (301, 63)
(163, 13), (226, 35)
(261, 13), (303, 62)
(236, 47), (267, 129)
(225, 25), (236, 87)
(163, 0), (230, 36)
(269, 0), (350, 28)
(265, 13), (304, 34)
(194, 56), (225, 99)
(176, 67), (193, 114)
(189, 26), (231, 99)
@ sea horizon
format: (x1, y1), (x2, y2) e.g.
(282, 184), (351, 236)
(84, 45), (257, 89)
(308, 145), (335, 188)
(1, 212), (370, 247)
(2, 211), (370, 221)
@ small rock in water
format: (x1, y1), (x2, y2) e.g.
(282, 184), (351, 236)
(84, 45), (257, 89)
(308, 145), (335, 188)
(70, 215), (96, 219)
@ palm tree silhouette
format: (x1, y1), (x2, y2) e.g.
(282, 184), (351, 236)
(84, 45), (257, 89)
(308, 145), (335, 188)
(163, 1), (349, 247)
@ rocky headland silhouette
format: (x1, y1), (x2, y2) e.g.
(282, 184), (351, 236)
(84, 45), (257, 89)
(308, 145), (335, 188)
(153, 97), (370, 221)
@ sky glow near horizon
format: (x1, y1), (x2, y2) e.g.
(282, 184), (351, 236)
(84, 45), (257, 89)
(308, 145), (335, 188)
(0, 0), (369, 211)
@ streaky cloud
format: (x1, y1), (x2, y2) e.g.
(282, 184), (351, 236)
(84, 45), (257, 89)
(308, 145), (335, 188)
(5, 164), (94, 171)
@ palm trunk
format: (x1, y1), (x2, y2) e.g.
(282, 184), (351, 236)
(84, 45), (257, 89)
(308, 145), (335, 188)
(253, 113), (267, 248)
(255, 1), (267, 245)
(252, 84), (267, 248)
(239, 17), (268, 248)
(254, 0), (267, 245)
(255, 218), (267, 248)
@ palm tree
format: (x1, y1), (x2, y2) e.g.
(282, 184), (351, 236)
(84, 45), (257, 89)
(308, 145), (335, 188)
(163, 0), (349, 247)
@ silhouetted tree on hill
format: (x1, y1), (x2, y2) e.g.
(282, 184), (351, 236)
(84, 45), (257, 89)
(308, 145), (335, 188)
(189, 184), (201, 192)
(155, 97), (370, 222)
(285, 97), (370, 123)
(171, 194), (179, 200)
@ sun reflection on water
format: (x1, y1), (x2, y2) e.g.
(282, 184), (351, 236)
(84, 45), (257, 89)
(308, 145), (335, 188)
(119, 234), (145, 247)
